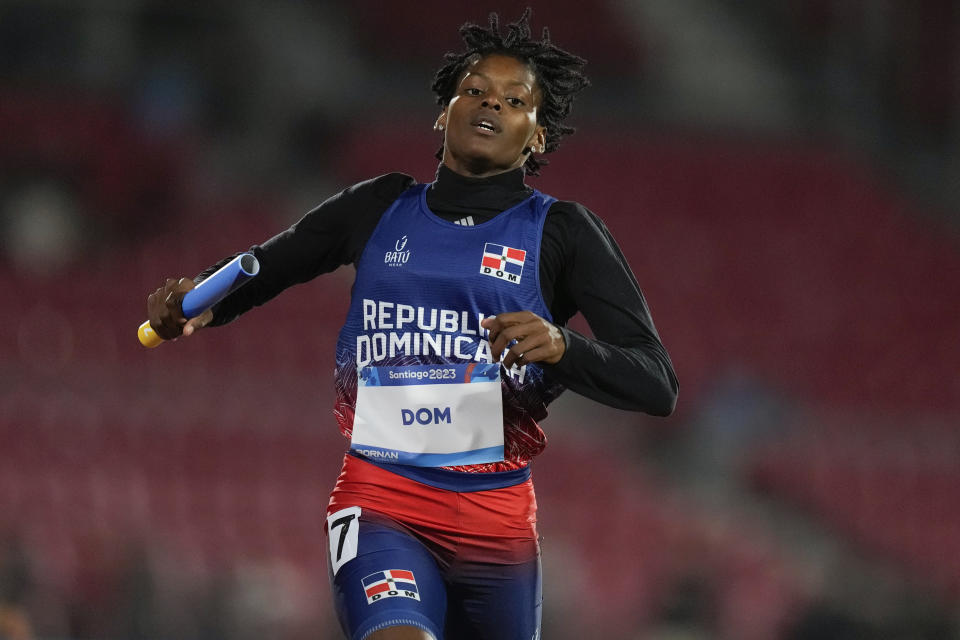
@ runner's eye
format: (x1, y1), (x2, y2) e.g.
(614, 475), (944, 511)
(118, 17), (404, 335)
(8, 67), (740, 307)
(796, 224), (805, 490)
(507, 97), (524, 107)
(465, 87), (482, 96)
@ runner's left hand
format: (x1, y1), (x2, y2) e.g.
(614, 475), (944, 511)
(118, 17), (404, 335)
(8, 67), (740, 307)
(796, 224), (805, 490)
(482, 311), (566, 369)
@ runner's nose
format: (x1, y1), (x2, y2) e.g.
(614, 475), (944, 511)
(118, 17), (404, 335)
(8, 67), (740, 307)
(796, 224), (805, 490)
(481, 99), (501, 111)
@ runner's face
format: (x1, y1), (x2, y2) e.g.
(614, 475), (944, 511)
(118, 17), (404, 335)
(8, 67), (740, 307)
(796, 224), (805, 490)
(438, 54), (546, 178)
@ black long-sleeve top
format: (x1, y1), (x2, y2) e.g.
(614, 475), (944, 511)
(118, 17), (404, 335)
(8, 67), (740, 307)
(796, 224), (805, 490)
(203, 165), (678, 416)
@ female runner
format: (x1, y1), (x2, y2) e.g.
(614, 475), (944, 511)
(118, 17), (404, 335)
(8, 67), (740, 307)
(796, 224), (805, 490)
(147, 10), (677, 639)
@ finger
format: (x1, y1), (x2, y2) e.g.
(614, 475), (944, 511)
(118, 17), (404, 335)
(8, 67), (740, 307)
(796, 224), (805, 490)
(482, 312), (531, 340)
(149, 312), (181, 340)
(484, 317), (506, 359)
(163, 291), (187, 327)
(501, 345), (523, 370)
(493, 319), (543, 361)
(147, 287), (180, 339)
(481, 316), (504, 344)
(182, 318), (199, 336)
(501, 334), (544, 369)
(488, 311), (533, 326)
(164, 278), (195, 318)
(488, 332), (508, 361)
(507, 345), (554, 369)
(489, 325), (524, 362)
(496, 328), (541, 368)
(182, 309), (213, 336)
(150, 277), (191, 339)
(146, 290), (177, 340)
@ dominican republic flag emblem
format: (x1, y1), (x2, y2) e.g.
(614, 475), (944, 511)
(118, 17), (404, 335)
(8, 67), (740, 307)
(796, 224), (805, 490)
(480, 243), (526, 284)
(362, 569), (420, 604)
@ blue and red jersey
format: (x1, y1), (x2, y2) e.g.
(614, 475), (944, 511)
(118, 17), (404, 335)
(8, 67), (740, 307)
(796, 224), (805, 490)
(332, 182), (566, 474)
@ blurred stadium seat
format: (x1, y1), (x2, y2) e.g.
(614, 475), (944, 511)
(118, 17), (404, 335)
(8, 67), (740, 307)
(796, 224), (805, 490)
(750, 416), (960, 599)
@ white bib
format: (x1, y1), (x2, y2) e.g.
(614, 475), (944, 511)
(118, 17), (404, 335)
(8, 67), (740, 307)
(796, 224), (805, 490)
(350, 363), (504, 467)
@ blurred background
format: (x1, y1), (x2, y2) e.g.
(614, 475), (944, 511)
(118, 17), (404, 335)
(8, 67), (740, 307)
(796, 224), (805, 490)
(0, 1), (958, 638)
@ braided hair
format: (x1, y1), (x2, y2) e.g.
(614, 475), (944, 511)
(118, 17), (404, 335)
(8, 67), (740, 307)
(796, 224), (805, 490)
(431, 8), (590, 175)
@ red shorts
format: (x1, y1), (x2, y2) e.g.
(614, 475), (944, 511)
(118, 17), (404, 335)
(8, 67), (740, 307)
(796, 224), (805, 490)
(327, 453), (539, 565)
(325, 454), (542, 639)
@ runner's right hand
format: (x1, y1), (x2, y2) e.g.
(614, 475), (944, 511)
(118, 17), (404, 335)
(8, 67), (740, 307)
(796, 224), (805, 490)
(146, 277), (212, 340)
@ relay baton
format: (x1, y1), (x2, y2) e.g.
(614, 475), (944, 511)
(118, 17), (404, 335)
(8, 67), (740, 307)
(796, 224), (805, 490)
(137, 253), (260, 348)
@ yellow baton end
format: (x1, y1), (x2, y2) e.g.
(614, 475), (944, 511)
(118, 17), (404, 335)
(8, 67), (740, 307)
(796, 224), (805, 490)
(138, 320), (164, 348)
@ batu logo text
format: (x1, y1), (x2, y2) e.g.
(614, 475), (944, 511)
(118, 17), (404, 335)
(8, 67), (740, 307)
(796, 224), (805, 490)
(385, 235), (410, 267)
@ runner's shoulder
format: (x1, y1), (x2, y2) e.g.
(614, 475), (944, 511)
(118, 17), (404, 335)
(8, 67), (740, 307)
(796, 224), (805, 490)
(347, 173), (420, 205)
(547, 199), (604, 228)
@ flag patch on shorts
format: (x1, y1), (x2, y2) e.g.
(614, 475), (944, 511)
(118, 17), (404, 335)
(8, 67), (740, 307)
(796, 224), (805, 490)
(480, 243), (526, 284)
(362, 569), (420, 604)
